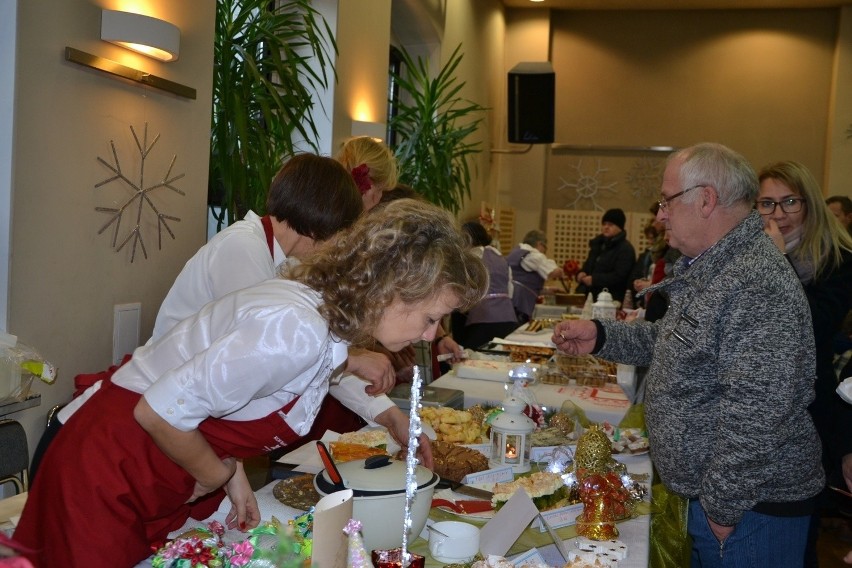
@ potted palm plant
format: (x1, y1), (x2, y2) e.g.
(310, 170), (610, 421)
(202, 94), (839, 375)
(390, 44), (487, 214)
(209, 0), (336, 229)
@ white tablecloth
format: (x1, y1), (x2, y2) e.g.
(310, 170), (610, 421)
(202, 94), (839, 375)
(431, 372), (633, 425)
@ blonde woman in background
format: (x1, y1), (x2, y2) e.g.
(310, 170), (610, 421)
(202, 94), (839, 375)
(758, 160), (852, 567)
(336, 136), (399, 210)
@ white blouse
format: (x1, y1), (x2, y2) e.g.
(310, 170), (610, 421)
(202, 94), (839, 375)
(150, 211), (289, 343)
(64, 280), (350, 436)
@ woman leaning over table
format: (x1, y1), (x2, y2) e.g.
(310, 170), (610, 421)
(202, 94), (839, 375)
(13, 200), (488, 567)
(758, 161), (852, 566)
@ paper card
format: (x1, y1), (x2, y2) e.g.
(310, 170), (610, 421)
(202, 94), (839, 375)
(533, 503), (584, 532)
(462, 442), (492, 458)
(462, 465), (514, 485)
(311, 489), (354, 568)
(529, 446), (557, 463)
(479, 488), (539, 557)
(511, 547), (546, 567)
(537, 514), (570, 562)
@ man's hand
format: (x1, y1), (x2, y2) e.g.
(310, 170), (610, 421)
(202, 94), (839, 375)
(842, 453), (852, 493)
(552, 320), (598, 355)
(346, 348), (395, 395)
(374, 406), (434, 470)
(223, 460), (261, 531)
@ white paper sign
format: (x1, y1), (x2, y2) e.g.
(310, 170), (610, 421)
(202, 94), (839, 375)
(533, 502), (584, 532)
(529, 446), (558, 463)
(511, 547), (546, 567)
(462, 465), (514, 485)
(480, 489), (539, 557)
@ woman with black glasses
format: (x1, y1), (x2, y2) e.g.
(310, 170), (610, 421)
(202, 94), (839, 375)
(758, 160), (852, 567)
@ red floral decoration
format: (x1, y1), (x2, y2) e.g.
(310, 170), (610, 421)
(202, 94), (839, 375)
(562, 259), (580, 279)
(351, 164), (372, 195)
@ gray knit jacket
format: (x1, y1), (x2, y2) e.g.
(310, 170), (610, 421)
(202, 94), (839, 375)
(597, 211), (824, 526)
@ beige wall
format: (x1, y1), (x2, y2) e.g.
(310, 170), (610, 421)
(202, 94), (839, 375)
(333, 0), (393, 152)
(8, 0), (215, 455)
(493, 7), (852, 228)
(441, 0), (506, 224)
(826, 6), (852, 197)
(497, 9), (552, 241)
(547, 8), (836, 215)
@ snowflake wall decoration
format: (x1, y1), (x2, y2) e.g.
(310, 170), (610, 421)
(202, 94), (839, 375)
(626, 157), (664, 199)
(556, 159), (618, 210)
(95, 123), (184, 263)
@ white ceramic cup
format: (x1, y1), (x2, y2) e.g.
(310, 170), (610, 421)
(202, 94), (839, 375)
(427, 521), (480, 563)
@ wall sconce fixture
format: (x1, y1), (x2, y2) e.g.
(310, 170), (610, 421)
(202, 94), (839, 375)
(101, 9), (180, 62)
(351, 120), (386, 141)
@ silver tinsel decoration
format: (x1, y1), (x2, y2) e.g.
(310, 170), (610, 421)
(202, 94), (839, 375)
(401, 365), (424, 567)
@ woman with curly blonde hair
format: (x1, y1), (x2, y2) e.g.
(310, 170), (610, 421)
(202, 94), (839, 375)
(758, 160), (852, 566)
(15, 199), (487, 567)
(337, 136), (399, 210)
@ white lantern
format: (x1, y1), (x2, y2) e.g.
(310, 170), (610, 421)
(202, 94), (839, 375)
(489, 397), (536, 473)
(592, 288), (617, 320)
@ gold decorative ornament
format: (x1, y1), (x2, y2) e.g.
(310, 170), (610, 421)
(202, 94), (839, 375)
(574, 424), (613, 473)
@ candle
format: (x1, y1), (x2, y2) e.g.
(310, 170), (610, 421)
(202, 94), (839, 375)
(505, 443), (517, 460)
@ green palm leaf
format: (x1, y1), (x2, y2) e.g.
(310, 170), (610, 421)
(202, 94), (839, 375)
(389, 44), (487, 213)
(210, 0), (336, 229)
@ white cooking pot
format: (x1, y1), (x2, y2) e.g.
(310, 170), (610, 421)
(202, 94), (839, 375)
(314, 455), (439, 552)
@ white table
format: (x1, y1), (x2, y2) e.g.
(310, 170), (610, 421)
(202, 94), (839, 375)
(470, 324), (637, 404)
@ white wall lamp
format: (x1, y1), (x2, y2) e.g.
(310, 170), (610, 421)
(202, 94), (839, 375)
(350, 120), (386, 142)
(65, 9), (193, 98)
(101, 9), (180, 62)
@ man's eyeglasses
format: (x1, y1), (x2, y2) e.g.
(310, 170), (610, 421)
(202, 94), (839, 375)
(755, 198), (806, 215)
(657, 184), (705, 211)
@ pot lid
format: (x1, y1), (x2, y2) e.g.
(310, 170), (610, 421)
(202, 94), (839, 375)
(320, 455), (436, 493)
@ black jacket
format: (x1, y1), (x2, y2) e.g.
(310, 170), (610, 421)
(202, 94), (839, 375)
(578, 231), (636, 302)
(801, 248), (852, 475)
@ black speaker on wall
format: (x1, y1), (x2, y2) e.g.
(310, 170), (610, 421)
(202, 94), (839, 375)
(508, 62), (555, 144)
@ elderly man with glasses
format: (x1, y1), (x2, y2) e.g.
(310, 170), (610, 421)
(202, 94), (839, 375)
(553, 143), (823, 567)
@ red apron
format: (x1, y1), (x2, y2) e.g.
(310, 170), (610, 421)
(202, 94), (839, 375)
(262, 215), (365, 452)
(15, 380), (304, 567)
